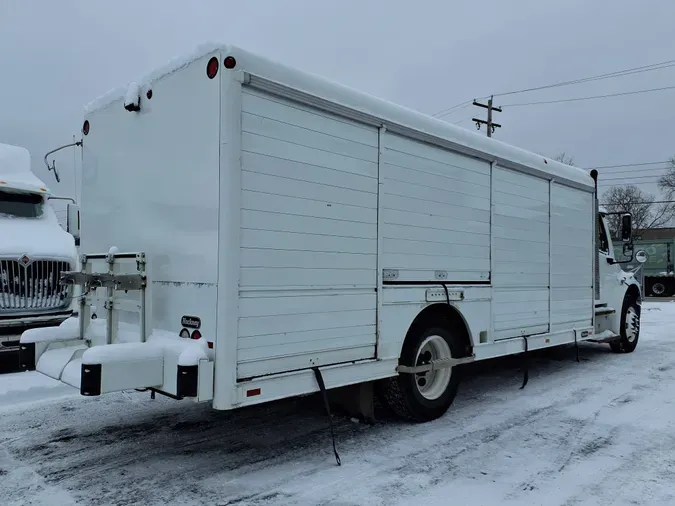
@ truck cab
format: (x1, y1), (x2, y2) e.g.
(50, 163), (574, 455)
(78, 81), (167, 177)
(0, 143), (79, 353)
(593, 206), (644, 351)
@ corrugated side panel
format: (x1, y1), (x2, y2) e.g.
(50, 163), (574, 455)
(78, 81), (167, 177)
(380, 134), (491, 282)
(550, 184), (593, 331)
(237, 88), (378, 378)
(492, 167), (550, 339)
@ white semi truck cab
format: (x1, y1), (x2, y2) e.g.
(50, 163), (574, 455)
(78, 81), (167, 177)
(0, 143), (79, 353)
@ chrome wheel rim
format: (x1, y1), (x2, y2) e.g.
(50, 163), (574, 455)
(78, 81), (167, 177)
(414, 335), (452, 401)
(653, 283), (666, 296)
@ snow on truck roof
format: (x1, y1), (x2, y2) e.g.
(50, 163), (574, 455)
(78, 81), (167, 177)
(0, 143), (48, 194)
(85, 42), (594, 190)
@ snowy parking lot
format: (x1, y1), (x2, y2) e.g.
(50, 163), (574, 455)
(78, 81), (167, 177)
(2, 301), (675, 506)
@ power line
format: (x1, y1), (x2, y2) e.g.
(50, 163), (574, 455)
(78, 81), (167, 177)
(587, 160), (672, 169)
(602, 200), (675, 206)
(452, 115), (476, 125)
(432, 58), (675, 117)
(598, 181), (664, 187)
(595, 166), (671, 176)
(501, 85), (675, 107)
(600, 173), (669, 182)
(433, 101), (473, 118)
(493, 60), (675, 98)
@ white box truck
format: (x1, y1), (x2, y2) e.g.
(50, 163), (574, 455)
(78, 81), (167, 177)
(20, 43), (645, 426)
(0, 143), (79, 353)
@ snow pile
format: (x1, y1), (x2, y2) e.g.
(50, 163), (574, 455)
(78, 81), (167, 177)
(82, 341), (163, 365)
(3, 301), (675, 505)
(0, 143), (49, 193)
(123, 81), (141, 109)
(21, 317), (79, 344)
(0, 206), (77, 258)
(0, 370), (75, 413)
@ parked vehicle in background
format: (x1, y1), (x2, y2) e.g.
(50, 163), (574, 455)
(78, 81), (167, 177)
(614, 228), (675, 297)
(0, 143), (80, 354)
(21, 44), (646, 427)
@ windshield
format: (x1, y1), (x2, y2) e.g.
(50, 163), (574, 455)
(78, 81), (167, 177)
(0, 189), (43, 218)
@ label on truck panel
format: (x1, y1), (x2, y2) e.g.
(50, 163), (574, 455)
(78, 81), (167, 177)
(181, 316), (201, 329)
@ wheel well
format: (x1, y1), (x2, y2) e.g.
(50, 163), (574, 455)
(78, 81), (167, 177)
(626, 284), (640, 303)
(405, 303), (473, 357)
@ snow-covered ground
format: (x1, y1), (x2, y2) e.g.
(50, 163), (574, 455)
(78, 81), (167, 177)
(2, 301), (675, 506)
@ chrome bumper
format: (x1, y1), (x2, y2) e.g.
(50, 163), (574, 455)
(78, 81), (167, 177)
(0, 311), (72, 328)
(0, 311), (73, 352)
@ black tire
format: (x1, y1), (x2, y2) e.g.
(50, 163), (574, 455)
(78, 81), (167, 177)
(649, 280), (666, 297)
(610, 294), (640, 354)
(380, 325), (462, 422)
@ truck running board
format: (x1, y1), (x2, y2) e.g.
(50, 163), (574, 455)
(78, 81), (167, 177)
(594, 306), (616, 317)
(594, 301), (616, 317)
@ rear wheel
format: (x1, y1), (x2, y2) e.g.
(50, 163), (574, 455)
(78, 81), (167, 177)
(610, 294), (640, 354)
(381, 325), (462, 422)
(650, 280), (666, 297)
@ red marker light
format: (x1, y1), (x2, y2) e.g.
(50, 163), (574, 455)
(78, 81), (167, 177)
(207, 341), (214, 349)
(206, 57), (219, 79)
(223, 56), (237, 69)
(191, 330), (202, 340)
(82, 120), (90, 135)
(246, 388), (261, 397)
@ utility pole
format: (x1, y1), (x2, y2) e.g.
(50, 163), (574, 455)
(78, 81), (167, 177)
(472, 95), (502, 137)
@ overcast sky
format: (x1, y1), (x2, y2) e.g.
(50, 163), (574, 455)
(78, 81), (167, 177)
(1, 0), (674, 205)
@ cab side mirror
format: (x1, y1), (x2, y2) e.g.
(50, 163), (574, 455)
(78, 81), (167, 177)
(620, 213), (632, 242)
(635, 250), (648, 264)
(66, 203), (80, 246)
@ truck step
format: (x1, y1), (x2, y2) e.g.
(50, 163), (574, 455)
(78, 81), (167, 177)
(588, 331), (620, 343)
(595, 306), (616, 317)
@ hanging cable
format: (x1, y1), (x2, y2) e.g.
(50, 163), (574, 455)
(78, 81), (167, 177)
(502, 85), (675, 107)
(433, 58), (675, 117)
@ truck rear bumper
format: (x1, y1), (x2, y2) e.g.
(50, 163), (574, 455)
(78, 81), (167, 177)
(19, 318), (214, 402)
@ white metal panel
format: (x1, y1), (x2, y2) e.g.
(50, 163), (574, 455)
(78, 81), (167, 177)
(378, 285), (492, 359)
(81, 52), (221, 347)
(550, 183), (594, 331)
(237, 88), (378, 378)
(491, 166), (550, 339)
(380, 133), (491, 282)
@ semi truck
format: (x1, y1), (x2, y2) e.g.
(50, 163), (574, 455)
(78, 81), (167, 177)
(20, 43), (645, 427)
(0, 143), (80, 353)
(615, 237), (675, 297)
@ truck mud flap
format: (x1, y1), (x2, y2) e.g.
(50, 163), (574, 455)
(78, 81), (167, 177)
(19, 342), (36, 371)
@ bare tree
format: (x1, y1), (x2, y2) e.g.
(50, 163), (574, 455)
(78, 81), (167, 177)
(658, 156), (675, 198)
(553, 152), (575, 166)
(602, 185), (675, 238)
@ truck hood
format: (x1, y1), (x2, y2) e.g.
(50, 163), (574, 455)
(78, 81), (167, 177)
(0, 216), (76, 261)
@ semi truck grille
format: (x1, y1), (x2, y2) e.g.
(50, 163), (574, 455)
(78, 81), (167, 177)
(0, 259), (72, 313)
